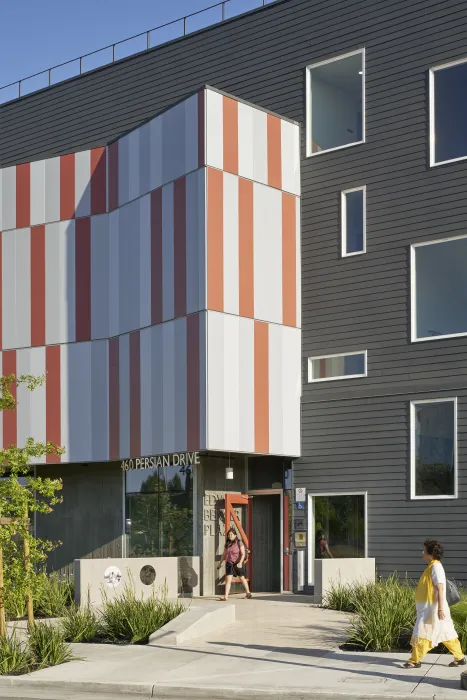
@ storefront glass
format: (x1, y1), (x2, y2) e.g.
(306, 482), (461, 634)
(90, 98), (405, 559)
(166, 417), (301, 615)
(314, 494), (365, 559)
(125, 464), (193, 557)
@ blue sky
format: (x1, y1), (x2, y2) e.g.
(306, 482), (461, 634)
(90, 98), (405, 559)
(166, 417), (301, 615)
(1, 0), (268, 90)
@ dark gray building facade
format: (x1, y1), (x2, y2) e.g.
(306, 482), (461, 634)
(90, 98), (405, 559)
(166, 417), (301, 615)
(2, 0), (467, 589)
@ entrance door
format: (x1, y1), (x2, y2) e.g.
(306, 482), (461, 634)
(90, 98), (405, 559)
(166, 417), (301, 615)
(251, 494), (281, 592)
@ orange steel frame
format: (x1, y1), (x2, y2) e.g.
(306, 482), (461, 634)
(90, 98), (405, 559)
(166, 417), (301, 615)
(225, 493), (252, 586)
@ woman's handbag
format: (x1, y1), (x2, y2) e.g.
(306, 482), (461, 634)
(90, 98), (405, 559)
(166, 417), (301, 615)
(446, 579), (461, 607)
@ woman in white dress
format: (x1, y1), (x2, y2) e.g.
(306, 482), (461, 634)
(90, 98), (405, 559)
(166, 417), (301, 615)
(404, 540), (465, 668)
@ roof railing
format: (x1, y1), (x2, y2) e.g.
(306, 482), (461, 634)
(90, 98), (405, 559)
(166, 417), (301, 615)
(0, 0), (276, 106)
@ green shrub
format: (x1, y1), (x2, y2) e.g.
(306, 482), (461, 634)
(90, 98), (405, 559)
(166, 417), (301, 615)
(5, 588), (27, 621)
(35, 574), (74, 618)
(0, 633), (31, 675)
(28, 621), (74, 669)
(322, 580), (369, 613)
(101, 584), (185, 644)
(61, 605), (101, 643)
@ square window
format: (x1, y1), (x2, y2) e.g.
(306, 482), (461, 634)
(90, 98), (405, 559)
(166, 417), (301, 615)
(410, 399), (457, 499)
(308, 351), (367, 382)
(430, 59), (467, 166)
(411, 235), (467, 341)
(306, 50), (365, 156)
(342, 187), (366, 255)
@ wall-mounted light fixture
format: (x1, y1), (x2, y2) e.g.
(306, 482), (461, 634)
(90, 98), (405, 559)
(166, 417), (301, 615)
(225, 454), (234, 480)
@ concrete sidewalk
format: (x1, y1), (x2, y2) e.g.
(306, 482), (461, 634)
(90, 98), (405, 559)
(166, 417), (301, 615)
(0, 596), (465, 699)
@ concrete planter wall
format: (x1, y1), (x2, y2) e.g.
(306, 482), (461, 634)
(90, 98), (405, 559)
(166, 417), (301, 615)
(74, 557), (200, 607)
(314, 558), (376, 604)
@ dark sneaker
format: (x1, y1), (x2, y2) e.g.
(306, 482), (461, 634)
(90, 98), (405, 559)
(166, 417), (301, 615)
(449, 658), (466, 667)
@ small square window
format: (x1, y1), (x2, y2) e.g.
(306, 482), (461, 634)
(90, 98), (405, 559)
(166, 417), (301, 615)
(308, 351), (367, 382)
(430, 58), (467, 166)
(410, 399), (457, 499)
(306, 50), (365, 156)
(342, 187), (366, 256)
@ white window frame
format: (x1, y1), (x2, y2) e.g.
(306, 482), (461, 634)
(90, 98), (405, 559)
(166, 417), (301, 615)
(305, 48), (366, 158)
(307, 350), (367, 383)
(341, 186), (366, 257)
(410, 397), (458, 501)
(307, 491), (368, 586)
(430, 57), (467, 168)
(410, 233), (467, 343)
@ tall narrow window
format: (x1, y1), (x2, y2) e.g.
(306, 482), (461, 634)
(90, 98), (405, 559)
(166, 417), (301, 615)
(430, 58), (467, 166)
(306, 50), (365, 156)
(342, 187), (366, 256)
(411, 399), (457, 499)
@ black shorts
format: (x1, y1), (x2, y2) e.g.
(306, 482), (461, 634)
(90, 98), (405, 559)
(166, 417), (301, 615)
(226, 562), (246, 578)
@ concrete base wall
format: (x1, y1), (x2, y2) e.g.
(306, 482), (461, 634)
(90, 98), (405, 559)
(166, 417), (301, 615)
(75, 557), (200, 606)
(314, 558), (376, 604)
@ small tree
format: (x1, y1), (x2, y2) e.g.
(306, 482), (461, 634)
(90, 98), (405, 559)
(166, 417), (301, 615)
(0, 373), (64, 629)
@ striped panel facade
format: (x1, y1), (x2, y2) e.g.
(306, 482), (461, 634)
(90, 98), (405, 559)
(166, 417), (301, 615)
(0, 88), (301, 462)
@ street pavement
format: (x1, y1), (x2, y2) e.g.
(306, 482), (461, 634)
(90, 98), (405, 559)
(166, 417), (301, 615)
(0, 595), (465, 699)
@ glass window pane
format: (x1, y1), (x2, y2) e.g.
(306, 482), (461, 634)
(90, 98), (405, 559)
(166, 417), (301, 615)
(415, 237), (467, 339)
(311, 352), (366, 380)
(310, 52), (363, 153)
(159, 463), (193, 492)
(314, 495), (365, 559)
(414, 402), (455, 497)
(126, 493), (160, 557)
(434, 62), (467, 164)
(344, 189), (364, 254)
(159, 491), (193, 557)
(126, 467), (160, 494)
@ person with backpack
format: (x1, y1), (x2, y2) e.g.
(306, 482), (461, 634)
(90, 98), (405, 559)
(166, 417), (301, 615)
(217, 528), (252, 601)
(404, 539), (465, 668)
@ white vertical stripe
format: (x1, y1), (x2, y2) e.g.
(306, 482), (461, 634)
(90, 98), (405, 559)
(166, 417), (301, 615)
(68, 342), (92, 462)
(16, 349), (31, 448)
(45, 157), (61, 225)
(238, 316), (254, 453)
(2, 230), (16, 349)
(268, 324), (283, 456)
(29, 346), (46, 462)
(75, 150), (91, 218)
(238, 101), (254, 182)
(223, 314), (240, 452)
(198, 312), (207, 450)
(162, 321), (175, 454)
(140, 327), (152, 456)
(186, 171), (204, 314)
(206, 89), (223, 171)
(64, 220), (76, 343)
(139, 194), (151, 329)
(45, 221), (76, 345)
(206, 311), (224, 451)
(91, 340), (109, 461)
(30, 160), (46, 227)
(91, 214), (110, 340)
(149, 115), (163, 191)
(162, 183), (174, 321)
(282, 326), (301, 457)
(2, 167), (16, 231)
(119, 334), (130, 459)
(174, 317), (187, 453)
(185, 94), (199, 175)
(15, 228), (31, 349)
(296, 197), (301, 328)
(222, 173), (239, 316)
(109, 209), (120, 337)
(252, 108), (268, 186)
(60, 345), (70, 461)
(281, 120), (300, 197)
(254, 183), (282, 324)
(151, 324), (164, 454)
(118, 135), (130, 208)
(128, 129), (140, 203)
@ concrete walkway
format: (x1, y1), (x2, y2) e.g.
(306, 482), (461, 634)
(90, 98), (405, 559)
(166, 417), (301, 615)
(0, 595), (466, 699)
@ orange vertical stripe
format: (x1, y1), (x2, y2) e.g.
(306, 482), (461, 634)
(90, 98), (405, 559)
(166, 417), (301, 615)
(239, 178), (254, 318)
(31, 225), (46, 346)
(267, 114), (282, 190)
(60, 153), (75, 220)
(16, 163), (30, 228)
(282, 192), (297, 327)
(2, 351), (17, 449)
(223, 96), (238, 175)
(90, 147), (107, 215)
(207, 168), (224, 312)
(46, 345), (61, 463)
(254, 321), (269, 454)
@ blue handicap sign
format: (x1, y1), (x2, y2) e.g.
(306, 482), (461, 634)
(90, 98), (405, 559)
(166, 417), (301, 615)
(296, 502), (305, 510)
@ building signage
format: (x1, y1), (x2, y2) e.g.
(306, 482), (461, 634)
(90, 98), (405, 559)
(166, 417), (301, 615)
(294, 532), (307, 548)
(295, 487), (306, 502)
(121, 452), (200, 471)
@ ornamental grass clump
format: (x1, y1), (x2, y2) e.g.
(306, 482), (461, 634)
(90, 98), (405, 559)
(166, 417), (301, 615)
(0, 633), (31, 675)
(28, 621), (74, 669)
(34, 574), (74, 618)
(101, 583), (186, 645)
(61, 604), (102, 643)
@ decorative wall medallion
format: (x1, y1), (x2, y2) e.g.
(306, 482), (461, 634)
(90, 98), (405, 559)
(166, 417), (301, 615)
(104, 566), (123, 588)
(140, 565), (156, 586)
